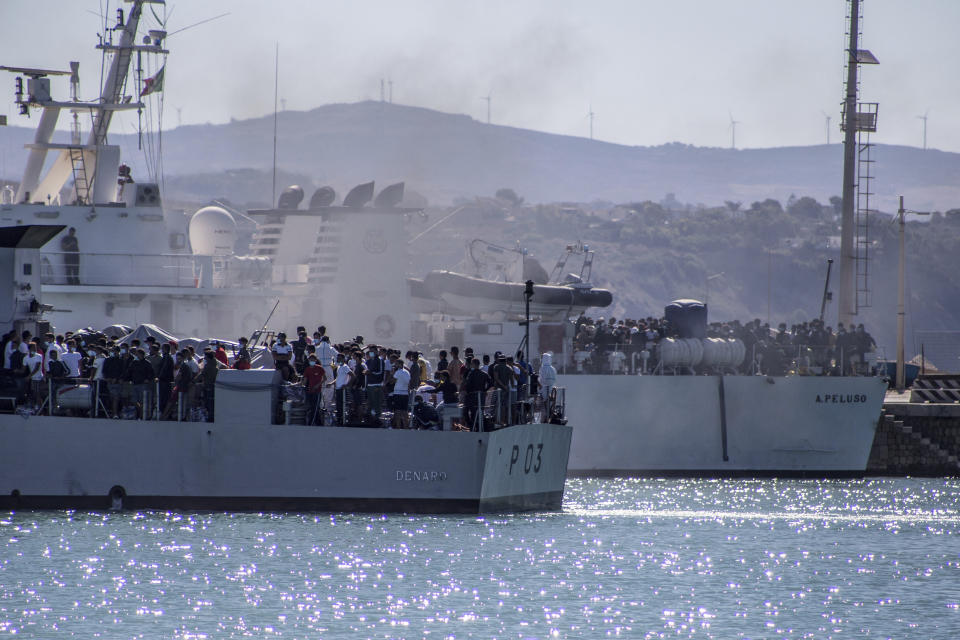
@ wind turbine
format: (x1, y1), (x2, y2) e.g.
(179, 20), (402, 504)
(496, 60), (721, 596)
(588, 105), (595, 140)
(729, 112), (740, 149)
(916, 109), (929, 150)
(822, 110), (832, 144)
(480, 93), (491, 124)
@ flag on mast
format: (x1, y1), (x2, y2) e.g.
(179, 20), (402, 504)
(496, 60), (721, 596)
(140, 65), (165, 96)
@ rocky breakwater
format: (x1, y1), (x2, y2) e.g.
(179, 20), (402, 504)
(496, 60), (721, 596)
(868, 401), (960, 476)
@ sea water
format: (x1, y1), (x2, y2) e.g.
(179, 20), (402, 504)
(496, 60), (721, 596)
(2, 477), (959, 639)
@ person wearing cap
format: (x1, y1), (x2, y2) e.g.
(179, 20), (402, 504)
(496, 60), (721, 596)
(272, 333), (294, 381)
(292, 330), (309, 375)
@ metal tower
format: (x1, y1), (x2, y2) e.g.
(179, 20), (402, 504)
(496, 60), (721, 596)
(837, 0), (879, 328)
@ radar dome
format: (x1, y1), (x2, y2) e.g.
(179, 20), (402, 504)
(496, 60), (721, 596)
(189, 206), (237, 256)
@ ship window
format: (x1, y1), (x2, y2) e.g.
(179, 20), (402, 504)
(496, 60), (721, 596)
(169, 232), (186, 250)
(23, 263), (32, 276)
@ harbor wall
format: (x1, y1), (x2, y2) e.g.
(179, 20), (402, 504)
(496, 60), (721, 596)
(867, 403), (960, 476)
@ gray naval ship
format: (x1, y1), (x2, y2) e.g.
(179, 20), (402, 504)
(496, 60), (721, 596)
(0, 377), (572, 513)
(0, 224), (572, 513)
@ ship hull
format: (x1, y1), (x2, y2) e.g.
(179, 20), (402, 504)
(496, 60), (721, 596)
(560, 374), (886, 476)
(0, 417), (571, 513)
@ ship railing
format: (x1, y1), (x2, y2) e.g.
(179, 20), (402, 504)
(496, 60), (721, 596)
(558, 341), (879, 377)
(563, 342), (648, 375)
(756, 343), (877, 376)
(39, 251), (271, 289)
(21, 378), (200, 422)
(11, 376), (568, 427)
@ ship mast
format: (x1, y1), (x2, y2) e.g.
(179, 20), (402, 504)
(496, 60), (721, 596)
(7, 0), (166, 205)
(89, 1), (158, 147)
(837, 0), (878, 329)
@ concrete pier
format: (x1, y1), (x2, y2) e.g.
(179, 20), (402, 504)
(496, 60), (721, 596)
(867, 391), (960, 476)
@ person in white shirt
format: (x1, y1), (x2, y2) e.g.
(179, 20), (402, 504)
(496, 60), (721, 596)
(316, 336), (338, 410)
(390, 361), (411, 428)
(90, 348), (106, 381)
(61, 340), (83, 378)
(333, 354), (354, 425)
(271, 333), (294, 381)
(186, 347), (200, 375)
(22, 342), (43, 405)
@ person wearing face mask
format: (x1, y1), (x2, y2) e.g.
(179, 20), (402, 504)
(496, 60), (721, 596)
(364, 346), (384, 424)
(406, 351), (421, 391)
(101, 347), (126, 418)
(302, 354), (327, 426)
(60, 340), (83, 378)
(333, 353), (355, 426)
(127, 348), (156, 418)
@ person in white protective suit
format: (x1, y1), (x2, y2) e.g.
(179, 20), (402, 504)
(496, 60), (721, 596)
(538, 352), (557, 400)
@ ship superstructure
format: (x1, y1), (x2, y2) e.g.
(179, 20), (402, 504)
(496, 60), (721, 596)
(0, 0), (273, 338)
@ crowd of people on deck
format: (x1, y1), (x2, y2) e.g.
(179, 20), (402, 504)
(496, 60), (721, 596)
(0, 324), (561, 431)
(1, 311), (879, 425)
(571, 314), (877, 376)
(0, 328), (226, 422)
(265, 326), (555, 430)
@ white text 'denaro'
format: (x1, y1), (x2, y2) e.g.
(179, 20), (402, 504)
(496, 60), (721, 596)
(396, 470), (448, 482)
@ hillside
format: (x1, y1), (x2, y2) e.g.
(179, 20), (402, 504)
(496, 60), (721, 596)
(3, 101), (960, 212)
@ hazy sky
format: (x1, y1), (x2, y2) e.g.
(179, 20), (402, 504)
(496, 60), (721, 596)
(2, 0), (959, 151)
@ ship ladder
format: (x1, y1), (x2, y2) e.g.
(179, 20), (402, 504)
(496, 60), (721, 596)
(68, 146), (90, 205)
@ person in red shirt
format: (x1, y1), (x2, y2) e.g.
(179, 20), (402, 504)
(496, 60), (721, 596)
(214, 342), (230, 368)
(302, 355), (327, 425)
(234, 352), (251, 370)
